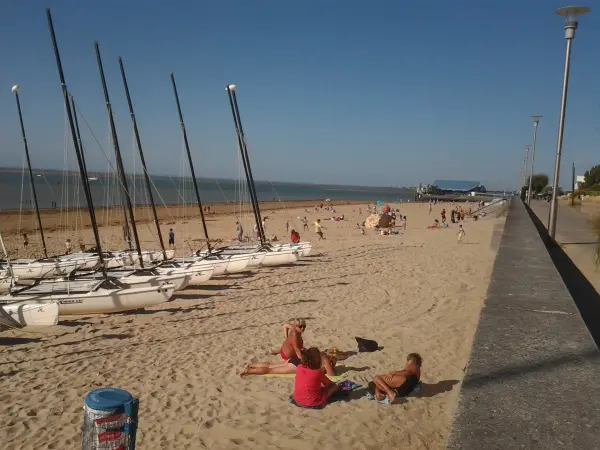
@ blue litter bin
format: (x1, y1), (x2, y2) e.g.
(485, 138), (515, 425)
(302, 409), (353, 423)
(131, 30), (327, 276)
(82, 388), (138, 450)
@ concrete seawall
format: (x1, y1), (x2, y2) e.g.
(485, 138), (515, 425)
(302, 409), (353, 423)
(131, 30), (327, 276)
(446, 199), (600, 449)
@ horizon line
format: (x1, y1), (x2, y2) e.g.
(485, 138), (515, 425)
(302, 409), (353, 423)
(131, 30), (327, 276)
(0, 166), (417, 190)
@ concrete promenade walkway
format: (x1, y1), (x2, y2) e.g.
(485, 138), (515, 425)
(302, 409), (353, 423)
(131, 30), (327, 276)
(446, 199), (600, 449)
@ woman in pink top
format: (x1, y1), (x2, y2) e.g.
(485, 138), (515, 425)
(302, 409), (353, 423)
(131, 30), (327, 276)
(293, 347), (339, 408)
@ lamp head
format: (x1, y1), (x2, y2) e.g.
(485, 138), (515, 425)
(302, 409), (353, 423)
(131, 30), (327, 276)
(226, 84), (237, 91)
(557, 6), (590, 38)
(556, 5), (590, 22)
(11, 85), (20, 93)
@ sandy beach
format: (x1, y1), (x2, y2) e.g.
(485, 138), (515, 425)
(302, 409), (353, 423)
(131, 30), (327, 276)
(0, 201), (506, 450)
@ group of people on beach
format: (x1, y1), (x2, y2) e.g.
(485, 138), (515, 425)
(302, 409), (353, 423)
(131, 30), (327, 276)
(240, 319), (422, 408)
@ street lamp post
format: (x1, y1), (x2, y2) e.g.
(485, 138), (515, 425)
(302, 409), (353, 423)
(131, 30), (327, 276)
(548, 5), (590, 239)
(527, 116), (542, 204)
(523, 145), (531, 189)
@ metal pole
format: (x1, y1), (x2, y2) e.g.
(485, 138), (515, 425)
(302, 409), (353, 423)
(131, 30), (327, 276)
(571, 162), (576, 206)
(13, 88), (48, 257)
(119, 57), (167, 260)
(169, 73), (211, 252)
(225, 86), (265, 245)
(523, 146), (530, 192)
(230, 88), (267, 242)
(94, 41), (144, 267)
(527, 116), (542, 205)
(549, 22), (577, 239)
(70, 95), (91, 182)
(46, 8), (106, 275)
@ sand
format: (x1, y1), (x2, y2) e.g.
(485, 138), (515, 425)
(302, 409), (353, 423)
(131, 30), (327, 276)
(0, 201), (506, 450)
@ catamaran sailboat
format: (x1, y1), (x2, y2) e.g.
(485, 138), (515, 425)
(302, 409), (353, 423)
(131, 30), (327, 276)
(0, 301), (59, 331)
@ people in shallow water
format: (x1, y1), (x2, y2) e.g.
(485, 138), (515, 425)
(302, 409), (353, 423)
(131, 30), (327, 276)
(368, 353), (422, 404)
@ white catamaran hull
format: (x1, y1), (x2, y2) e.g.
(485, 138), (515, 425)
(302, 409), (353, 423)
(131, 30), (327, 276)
(224, 242), (311, 257)
(277, 242), (312, 257)
(208, 247), (299, 267)
(195, 253), (256, 273)
(8, 259), (81, 280)
(262, 249), (299, 266)
(58, 253), (101, 271)
(140, 249), (176, 263)
(120, 272), (190, 291)
(0, 272), (17, 294)
(157, 266), (214, 285)
(0, 284), (175, 316)
(173, 258), (228, 276)
(0, 302), (59, 331)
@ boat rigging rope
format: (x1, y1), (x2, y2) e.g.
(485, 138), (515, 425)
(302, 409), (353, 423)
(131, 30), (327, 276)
(18, 153), (25, 255)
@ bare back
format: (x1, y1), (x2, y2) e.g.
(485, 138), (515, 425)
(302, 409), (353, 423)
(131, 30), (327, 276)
(281, 329), (303, 359)
(381, 365), (420, 389)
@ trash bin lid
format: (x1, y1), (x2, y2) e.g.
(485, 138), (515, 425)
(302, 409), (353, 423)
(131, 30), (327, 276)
(85, 388), (133, 410)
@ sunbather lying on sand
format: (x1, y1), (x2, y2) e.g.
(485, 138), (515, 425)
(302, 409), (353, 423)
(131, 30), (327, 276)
(368, 353), (422, 403)
(240, 350), (337, 377)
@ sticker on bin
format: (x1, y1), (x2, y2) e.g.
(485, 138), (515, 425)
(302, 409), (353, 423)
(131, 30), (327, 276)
(96, 431), (127, 449)
(94, 413), (128, 433)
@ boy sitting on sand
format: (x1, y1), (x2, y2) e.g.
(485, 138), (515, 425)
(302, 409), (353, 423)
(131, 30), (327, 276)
(368, 353), (422, 404)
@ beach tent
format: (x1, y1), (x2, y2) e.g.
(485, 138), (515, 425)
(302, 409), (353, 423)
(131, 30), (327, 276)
(365, 214), (380, 229)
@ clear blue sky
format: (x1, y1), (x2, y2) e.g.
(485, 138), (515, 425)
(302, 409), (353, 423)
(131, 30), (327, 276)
(0, 1), (598, 190)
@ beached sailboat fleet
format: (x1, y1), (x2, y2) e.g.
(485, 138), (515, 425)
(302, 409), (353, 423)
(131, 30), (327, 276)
(0, 8), (311, 331)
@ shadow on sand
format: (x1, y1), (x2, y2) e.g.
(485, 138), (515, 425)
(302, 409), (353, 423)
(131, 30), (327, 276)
(417, 379), (460, 398)
(0, 336), (43, 346)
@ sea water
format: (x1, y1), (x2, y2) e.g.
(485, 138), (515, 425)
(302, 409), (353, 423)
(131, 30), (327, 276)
(0, 171), (414, 211)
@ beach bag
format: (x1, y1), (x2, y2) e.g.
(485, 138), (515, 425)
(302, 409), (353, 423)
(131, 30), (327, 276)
(355, 337), (378, 352)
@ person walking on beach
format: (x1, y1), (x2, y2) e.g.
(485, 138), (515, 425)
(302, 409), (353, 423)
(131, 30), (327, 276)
(314, 219), (326, 240)
(441, 208), (447, 224)
(168, 228), (175, 248)
(285, 221), (289, 233)
(65, 238), (72, 255)
(428, 202), (433, 215)
(22, 233), (29, 248)
(457, 224), (466, 243)
(236, 221), (244, 242)
(302, 216), (309, 232)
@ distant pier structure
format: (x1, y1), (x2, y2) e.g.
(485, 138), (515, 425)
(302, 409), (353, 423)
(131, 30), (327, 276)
(416, 180), (499, 202)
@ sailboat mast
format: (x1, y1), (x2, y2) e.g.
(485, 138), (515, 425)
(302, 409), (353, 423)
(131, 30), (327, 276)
(12, 86), (48, 258)
(170, 73), (212, 252)
(46, 8), (106, 276)
(70, 95), (91, 183)
(225, 85), (266, 244)
(118, 57), (167, 260)
(94, 41), (144, 268)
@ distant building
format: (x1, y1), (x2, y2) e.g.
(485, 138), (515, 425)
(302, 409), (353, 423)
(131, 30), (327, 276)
(432, 180), (486, 195)
(575, 175), (585, 191)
